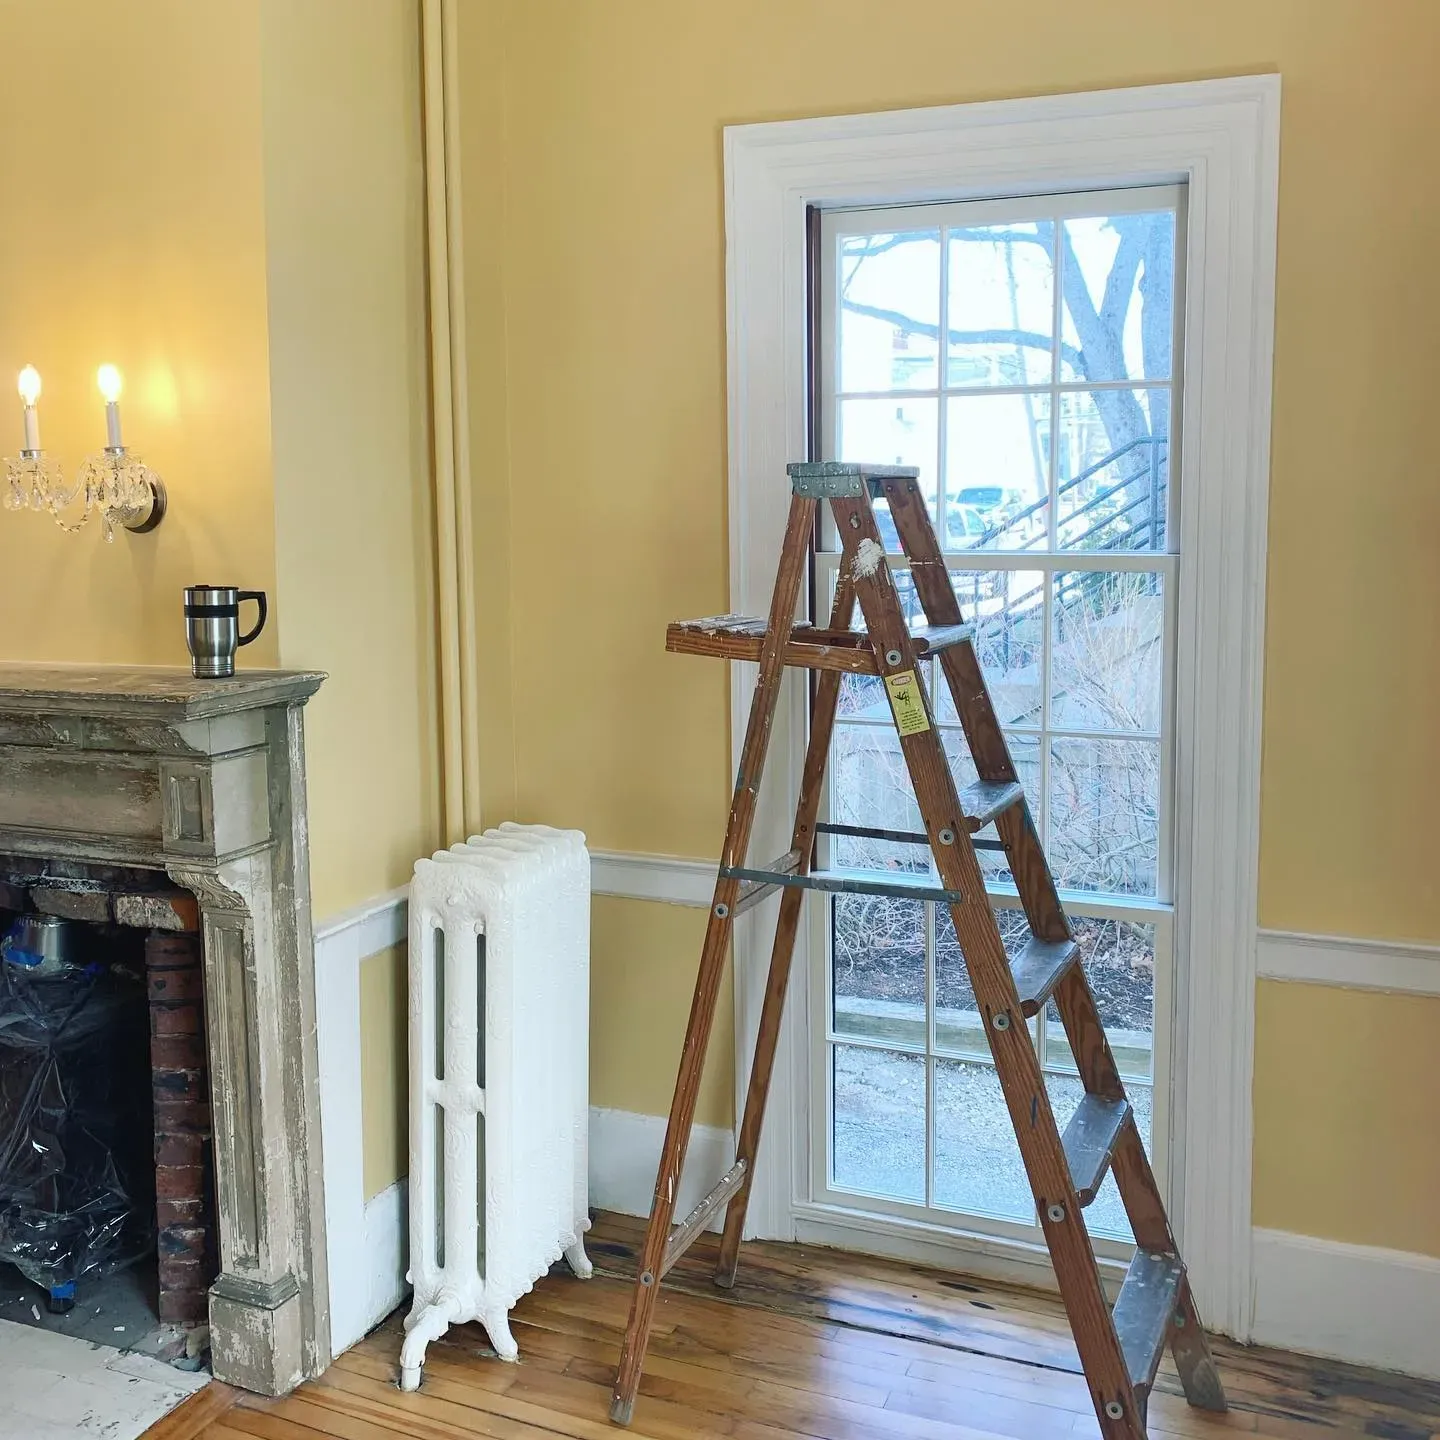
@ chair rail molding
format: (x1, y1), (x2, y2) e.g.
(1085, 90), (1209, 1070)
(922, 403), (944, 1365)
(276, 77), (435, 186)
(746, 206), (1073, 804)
(1257, 929), (1440, 997)
(722, 75), (1281, 1339)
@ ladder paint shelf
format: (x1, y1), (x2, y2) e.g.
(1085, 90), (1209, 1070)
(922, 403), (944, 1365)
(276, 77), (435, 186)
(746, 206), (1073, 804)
(608, 462), (1226, 1439)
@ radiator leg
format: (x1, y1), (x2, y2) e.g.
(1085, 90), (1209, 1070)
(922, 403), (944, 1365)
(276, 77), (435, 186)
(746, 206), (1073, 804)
(481, 1307), (519, 1362)
(398, 1297), (457, 1391)
(564, 1238), (593, 1279)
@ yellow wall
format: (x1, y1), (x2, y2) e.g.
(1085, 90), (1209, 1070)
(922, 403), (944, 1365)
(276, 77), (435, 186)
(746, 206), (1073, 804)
(1254, 982), (1440, 1256)
(0, 0), (278, 666)
(260, 0), (440, 918)
(0, 2), (442, 1188)
(459, 0), (1440, 1245)
(591, 897), (733, 1130)
(0, 0), (441, 921)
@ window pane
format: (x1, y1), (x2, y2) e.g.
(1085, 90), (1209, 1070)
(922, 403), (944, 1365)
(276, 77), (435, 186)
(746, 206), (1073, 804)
(840, 397), (938, 550)
(1060, 211), (1175, 383)
(943, 731), (1041, 882)
(1055, 389), (1169, 552)
(1051, 572), (1163, 733)
(832, 895), (926, 1049)
(831, 723), (926, 872)
(944, 393), (1050, 550)
(837, 671), (887, 721)
(940, 570), (1044, 727)
(935, 904), (1030, 1059)
(1044, 917), (1156, 1083)
(1046, 1072), (1151, 1240)
(839, 230), (940, 392)
(934, 1058), (1033, 1222)
(833, 1045), (925, 1202)
(946, 222), (1054, 387)
(1048, 737), (1159, 896)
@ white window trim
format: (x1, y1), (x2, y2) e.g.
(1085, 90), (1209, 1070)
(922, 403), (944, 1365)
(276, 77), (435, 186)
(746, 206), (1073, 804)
(722, 75), (1280, 1340)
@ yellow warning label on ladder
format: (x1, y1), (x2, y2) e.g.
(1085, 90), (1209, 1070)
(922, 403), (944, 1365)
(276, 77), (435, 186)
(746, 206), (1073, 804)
(883, 670), (931, 736)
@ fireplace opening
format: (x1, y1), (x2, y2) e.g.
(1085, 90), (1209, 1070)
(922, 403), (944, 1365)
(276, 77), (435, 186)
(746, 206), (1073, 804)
(0, 862), (216, 1370)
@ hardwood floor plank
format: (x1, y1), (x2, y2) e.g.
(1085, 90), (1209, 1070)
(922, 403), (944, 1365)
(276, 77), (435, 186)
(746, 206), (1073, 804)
(143, 1382), (243, 1440)
(139, 1212), (1438, 1440)
(224, 1401), (383, 1440)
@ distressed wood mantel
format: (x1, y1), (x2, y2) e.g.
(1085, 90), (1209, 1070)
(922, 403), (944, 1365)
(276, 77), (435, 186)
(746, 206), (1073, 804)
(0, 663), (330, 1395)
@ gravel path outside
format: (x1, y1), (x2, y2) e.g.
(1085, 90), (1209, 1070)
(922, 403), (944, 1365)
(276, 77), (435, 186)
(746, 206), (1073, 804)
(832, 1046), (1152, 1241)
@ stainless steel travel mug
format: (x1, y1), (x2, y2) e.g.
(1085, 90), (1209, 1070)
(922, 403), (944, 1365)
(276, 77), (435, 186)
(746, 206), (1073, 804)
(184, 585), (267, 678)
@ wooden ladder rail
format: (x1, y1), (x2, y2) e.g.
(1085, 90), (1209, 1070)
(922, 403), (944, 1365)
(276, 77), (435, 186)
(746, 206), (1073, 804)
(714, 566), (857, 1287)
(877, 471), (1226, 1424)
(608, 491), (815, 1425)
(609, 463), (1228, 1438)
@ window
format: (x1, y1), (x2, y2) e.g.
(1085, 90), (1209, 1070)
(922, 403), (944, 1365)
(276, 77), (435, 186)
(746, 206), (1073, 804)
(810, 188), (1184, 1246)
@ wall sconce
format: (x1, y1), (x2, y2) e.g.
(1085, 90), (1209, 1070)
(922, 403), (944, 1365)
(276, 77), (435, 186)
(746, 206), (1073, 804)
(4, 364), (167, 541)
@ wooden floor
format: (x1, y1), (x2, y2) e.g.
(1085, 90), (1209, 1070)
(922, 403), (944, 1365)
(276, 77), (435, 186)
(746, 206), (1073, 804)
(149, 1212), (1440, 1440)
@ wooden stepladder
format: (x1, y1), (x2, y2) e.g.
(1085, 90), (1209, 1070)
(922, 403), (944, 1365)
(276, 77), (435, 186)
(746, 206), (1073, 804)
(609, 463), (1227, 1437)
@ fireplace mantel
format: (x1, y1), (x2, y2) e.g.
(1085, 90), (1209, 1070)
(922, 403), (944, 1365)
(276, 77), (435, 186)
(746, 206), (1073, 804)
(0, 662), (330, 1395)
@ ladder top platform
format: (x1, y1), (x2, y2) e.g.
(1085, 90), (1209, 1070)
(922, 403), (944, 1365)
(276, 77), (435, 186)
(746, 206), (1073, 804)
(785, 462), (921, 477)
(667, 615), (974, 674)
(786, 460), (921, 498)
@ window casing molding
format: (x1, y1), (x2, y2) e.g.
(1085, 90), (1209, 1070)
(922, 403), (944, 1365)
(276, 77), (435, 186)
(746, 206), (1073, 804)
(722, 75), (1280, 1339)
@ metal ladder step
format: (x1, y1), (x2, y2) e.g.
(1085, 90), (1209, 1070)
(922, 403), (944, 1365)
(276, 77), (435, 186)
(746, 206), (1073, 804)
(959, 779), (1024, 830)
(1061, 1095), (1131, 1205)
(1113, 1249), (1184, 1399)
(1010, 936), (1080, 1018)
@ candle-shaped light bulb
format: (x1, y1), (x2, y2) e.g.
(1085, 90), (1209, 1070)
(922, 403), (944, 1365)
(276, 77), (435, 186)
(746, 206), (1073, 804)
(97, 363), (123, 448)
(17, 365), (41, 451)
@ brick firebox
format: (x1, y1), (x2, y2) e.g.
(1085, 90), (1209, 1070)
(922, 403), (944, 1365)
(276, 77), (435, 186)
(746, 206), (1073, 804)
(146, 928), (218, 1326)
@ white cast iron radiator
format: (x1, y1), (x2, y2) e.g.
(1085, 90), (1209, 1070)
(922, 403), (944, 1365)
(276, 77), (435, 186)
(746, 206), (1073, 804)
(399, 823), (592, 1390)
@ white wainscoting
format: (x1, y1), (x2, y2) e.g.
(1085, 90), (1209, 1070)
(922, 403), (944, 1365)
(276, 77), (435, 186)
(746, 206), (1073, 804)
(313, 886), (410, 1355)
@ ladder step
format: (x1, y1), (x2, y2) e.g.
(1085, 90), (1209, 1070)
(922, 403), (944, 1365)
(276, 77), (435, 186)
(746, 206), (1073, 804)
(661, 1159), (748, 1277)
(959, 779), (1024, 831)
(733, 849), (802, 916)
(667, 616), (972, 674)
(1010, 937), (1080, 1018)
(1061, 1095), (1131, 1205)
(1113, 1249), (1185, 1397)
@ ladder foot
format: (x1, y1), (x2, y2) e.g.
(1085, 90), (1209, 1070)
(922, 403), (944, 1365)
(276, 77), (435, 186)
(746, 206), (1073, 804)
(609, 1392), (636, 1426)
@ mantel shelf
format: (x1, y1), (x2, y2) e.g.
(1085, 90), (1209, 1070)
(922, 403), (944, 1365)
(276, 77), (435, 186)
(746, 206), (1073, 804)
(0, 663), (325, 720)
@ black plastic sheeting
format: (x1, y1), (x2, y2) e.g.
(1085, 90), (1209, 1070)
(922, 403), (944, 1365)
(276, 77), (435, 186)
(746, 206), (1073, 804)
(0, 919), (154, 1305)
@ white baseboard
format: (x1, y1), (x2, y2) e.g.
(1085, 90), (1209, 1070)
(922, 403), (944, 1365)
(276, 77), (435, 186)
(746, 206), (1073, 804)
(314, 887), (409, 1356)
(1250, 1227), (1440, 1379)
(589, 1106), (735, 1226)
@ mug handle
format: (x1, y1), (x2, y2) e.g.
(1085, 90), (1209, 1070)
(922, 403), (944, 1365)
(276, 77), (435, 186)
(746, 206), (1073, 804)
(237, 591), (268, 647)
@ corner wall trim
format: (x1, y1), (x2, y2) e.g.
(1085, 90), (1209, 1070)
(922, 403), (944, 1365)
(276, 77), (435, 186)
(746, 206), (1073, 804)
(589, 850), (715, 907)
(1257, 929), (1440, 998)
(1250, 1228), (1440, 1380)
(314, 886), (410, 1355)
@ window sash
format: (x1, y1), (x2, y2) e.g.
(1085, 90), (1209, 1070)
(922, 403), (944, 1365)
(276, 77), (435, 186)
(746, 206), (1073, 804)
(810, 185), (1182, 1244)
